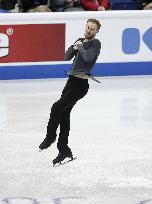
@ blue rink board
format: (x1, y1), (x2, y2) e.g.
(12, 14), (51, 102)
(0, 62), (152, 80)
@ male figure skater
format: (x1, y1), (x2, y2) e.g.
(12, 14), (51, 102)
(39, 18), (101, 165)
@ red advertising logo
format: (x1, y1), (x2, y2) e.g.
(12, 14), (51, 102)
(0, 24), (65, 63)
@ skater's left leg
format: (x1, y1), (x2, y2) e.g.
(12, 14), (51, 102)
(53, 106), (74, 166)
(57, 104), (75, 153)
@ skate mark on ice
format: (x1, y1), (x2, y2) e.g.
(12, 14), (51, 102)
(3, 197), (39, 204)
(139, 199), (152, 204)
(53, 196), (86, 204)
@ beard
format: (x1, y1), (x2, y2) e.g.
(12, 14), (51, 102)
(84, 33), (94, 40)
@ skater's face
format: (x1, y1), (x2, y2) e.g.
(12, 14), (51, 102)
(84, 22), (99, 40)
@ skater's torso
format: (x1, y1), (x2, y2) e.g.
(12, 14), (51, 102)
(65, 38), (101, 79)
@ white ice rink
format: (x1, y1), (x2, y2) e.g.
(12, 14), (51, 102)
(1, 76), (152, 204)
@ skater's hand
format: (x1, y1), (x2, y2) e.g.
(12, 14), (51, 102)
(73, 40), (83, 50)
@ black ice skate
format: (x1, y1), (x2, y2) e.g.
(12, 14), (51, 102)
(53, 151), (75, 166)
(39, 135), (56, 151)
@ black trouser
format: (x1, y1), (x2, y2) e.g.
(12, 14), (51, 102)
(47, 75), (89, 153)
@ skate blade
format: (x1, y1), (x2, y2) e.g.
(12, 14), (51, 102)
(39, 148), (47, 152)
(53, 157), (77, 167)
(39, 147), (48, 152)
(39, 148), (45, 152)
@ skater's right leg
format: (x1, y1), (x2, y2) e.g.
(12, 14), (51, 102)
(39, 100), (63, 151)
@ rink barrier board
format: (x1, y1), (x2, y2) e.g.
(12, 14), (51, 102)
(0, 62), (152, 80)
(0, 11), (152, 79)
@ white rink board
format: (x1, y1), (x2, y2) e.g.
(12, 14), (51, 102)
(0, 11), (151, 66)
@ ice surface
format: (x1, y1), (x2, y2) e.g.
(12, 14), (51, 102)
(1, 76), (152, 204)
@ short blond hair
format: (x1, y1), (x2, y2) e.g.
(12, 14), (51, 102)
(87, 19), (101, 30)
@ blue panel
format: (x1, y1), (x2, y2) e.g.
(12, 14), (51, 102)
(0, 62), (152, 80)
(143, 27), (152, 51)
(93, 62), (152, 76)
(0, 64), (71, 80)
(122, 28), (140, 54)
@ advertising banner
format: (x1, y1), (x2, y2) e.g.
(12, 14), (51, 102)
(0, 24), (65, 63)
(0, 11), (151, 79)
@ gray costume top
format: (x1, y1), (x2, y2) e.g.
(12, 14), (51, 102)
(64, 38), (101, 76)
